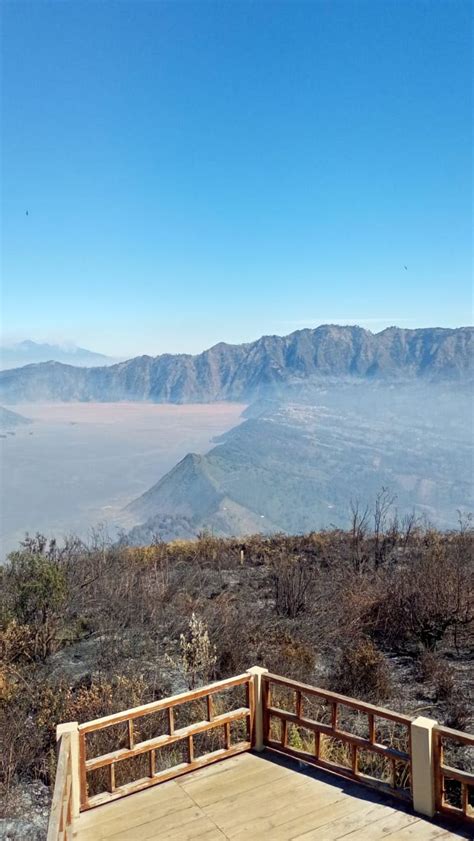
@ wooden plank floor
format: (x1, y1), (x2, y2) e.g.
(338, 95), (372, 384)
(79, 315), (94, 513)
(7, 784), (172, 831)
(74, 751), (470, 841)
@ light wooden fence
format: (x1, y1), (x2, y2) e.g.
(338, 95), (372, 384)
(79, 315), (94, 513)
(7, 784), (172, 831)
(46, 667), (474, 839)
(78, 673), (253, 810)
(262, 672), (412, 801)
(433, 724), (474, 825)
(46, 732), (74, 841)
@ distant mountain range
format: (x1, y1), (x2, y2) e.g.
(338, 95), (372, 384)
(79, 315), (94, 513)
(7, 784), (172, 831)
(0, 340), (117, 370)
(0, 326), (472, 404)
(125, 382), (473, 542)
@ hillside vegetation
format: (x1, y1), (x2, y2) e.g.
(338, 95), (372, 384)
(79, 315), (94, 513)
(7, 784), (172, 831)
(1, 515), (473, 826)
(126, 385), (473, 538)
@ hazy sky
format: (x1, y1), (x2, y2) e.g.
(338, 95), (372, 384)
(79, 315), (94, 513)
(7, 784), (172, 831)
(2, 0), (472, 358)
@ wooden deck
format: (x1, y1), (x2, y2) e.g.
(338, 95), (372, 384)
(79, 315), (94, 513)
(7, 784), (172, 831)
(73, 752), (468, 841)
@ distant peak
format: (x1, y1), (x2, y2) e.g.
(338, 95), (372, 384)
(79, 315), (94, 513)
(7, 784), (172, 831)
(0, 340), (117, 371)
(181, 452), (204, 466)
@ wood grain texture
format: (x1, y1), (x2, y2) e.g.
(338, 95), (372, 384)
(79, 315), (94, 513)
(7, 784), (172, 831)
(71, 752), (465, 841)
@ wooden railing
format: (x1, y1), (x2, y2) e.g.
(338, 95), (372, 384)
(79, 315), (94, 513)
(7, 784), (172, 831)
(78, 672), (253, 810)
(47, 666), (474, 836)
(262, 672), (412, 801)
(46, 732), (74, 841)
(433, 724), (474, 824)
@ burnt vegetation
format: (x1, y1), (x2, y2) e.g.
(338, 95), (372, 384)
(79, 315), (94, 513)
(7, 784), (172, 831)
(1, 509), (473, 814)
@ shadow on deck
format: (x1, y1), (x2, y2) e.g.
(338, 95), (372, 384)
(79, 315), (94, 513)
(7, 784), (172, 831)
(73, 751), (468, 841)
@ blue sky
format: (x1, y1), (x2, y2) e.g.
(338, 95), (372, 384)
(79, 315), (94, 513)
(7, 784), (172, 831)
(1, 0), (472, 358)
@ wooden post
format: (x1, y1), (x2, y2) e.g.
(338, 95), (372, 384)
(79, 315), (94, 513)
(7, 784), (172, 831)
(247, 666), (269, 752)
(411, 716), (437, 817)
(56, 722), (80, 819)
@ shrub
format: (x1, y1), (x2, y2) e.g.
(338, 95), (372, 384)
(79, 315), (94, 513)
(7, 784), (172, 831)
(417, 651), (456, 700)
(266, 634), (316, 682)
(330, 638), (392, 702)
(444, 691), (470, 731)
(167, 612), (217, 689)
(271, 553), (316, 618)
(2, 550), (67, 661)
(371, 534), (473, 651)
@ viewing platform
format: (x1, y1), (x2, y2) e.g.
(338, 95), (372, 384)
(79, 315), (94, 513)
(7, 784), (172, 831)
(47, 668), (473, 840)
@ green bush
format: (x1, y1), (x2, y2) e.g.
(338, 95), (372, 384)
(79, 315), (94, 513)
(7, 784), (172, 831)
(2, 550), (67, 661)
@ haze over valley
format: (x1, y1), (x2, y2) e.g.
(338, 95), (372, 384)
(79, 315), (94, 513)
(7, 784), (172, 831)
(0, 402), (244, 554)
(1, 326), (472, 557)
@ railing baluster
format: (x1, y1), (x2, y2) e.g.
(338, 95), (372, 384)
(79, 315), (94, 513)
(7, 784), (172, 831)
(246, 675), (255, 744)
(168, 706), (174, 736)
(79, 731), (88, 811)
(296, 690), (302, 719)
(462, 783), (468, 817)
(149, 750), (155, 777)
(315, 730), (321, 760)
(207, 694), (214, 722)
(432, 729), (442, 814)
(262, 676), (271, 745)
(109, 763), (115, 793)
(266, 679), (272, 711)
(282, 719), (288, 748)
(368, 713), (375, 744)
(331, 702), (338, 730)
(352, 744), (358, 775)
(391, 758), (396, 790)
(439, 738), (445, 806)
(188, 735), (194, 763)
(128, 719), (134, 750)
(225, 722), (231, 749)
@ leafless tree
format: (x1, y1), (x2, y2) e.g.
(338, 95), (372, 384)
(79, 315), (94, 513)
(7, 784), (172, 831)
(349, 499), (370, 573)
(373, 487), (397, 568)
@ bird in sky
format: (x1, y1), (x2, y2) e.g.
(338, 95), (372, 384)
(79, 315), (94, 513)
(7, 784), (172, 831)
(404, 265), (407, 270)
(25, 210), (29, 216)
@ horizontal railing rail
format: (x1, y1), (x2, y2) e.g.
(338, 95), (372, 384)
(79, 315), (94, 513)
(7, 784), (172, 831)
(262, 672), (412, 801)
(47, 732), (74, 841)
(78, 672), (254, 810)
(433, 724), (474, 824)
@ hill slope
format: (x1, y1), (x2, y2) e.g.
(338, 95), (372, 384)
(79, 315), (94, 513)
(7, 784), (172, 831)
(0, 406), (33, 430)
(125, 383), (473, 541)
(0, 325), (472, 403)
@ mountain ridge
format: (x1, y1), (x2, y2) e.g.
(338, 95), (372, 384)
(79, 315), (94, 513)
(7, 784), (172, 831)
(0, 325), (472, 403)
(0, 340), (117, 370)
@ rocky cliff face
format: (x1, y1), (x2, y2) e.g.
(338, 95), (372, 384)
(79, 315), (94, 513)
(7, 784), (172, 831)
(0, 325), (472, 403)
